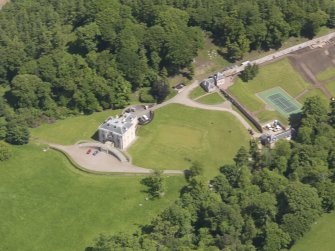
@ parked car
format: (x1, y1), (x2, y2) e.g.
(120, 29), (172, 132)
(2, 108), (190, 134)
(92, 150), (99, 156)
(86, 149), (92, 154)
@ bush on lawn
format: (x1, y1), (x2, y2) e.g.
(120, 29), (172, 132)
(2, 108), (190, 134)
(139, 88), (155, 103)
(0, 141), (12, 161)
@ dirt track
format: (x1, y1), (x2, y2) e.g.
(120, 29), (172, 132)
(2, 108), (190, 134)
(288, 43), (335, 98)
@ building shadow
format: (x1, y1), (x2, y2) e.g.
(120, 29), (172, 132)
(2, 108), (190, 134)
(91, 131), (99, 141)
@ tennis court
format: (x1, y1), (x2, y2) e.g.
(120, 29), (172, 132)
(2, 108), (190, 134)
(258, 87), (302, 117)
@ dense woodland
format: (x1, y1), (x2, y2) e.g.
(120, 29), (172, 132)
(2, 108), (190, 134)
(0, 0), (335, 144)
(88, 97), (335, 251)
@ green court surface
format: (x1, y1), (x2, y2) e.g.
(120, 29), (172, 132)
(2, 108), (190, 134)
(258, 87), (302, 117)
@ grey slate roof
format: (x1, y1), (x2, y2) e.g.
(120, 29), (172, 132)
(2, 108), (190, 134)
(214, 72), (224, 81)
(100, 113), (136, 135)
(260, 129), (293, 144)
(201, 78), (216, 89)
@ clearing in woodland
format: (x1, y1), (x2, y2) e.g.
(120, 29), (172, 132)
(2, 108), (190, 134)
(128, 104), (250, 177)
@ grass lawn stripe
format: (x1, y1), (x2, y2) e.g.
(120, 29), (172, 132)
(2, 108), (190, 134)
(189, 86), (207, 100)
(316, 67), (335, 81)
(196, 92), (225, 105)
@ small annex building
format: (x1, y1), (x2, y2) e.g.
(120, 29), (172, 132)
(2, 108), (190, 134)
(200, 72), (225, 92)
(201, 77), (216, 92)
(260, 128), (294, 145)
(98, 113), (138, 150)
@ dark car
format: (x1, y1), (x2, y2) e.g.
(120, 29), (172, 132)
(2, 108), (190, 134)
(92, 150), (99, 156)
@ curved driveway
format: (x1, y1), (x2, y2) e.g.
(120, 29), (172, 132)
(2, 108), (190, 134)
(153, 80), (253, 130)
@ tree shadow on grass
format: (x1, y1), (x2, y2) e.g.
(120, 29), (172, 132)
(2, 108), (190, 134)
(289, 112), (302, 129)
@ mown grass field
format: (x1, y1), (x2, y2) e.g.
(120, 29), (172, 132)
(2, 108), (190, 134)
(0, 144), (184, 251)
(291, 213), (335, 251)
(129, 104), (250, 177)
(316, 67), (335, 81)
(189, 86), (207, 99)
(31, 109), (121, 145)
(229, 58), (311, 112)
(197, 92), (225, 105)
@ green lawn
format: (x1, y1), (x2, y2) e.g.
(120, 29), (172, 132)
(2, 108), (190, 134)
(31, 109), (121, 145)
(291, 213), (335, 251)
(298, 88), (330, 108)
(128, 104), (250, 177)
(189, 86), (207, 100)
(325, 81), (335, 97)
(197, 92), (225, 105)
(230, 82), (264, 111)
(0, 144), (184, 251)
(256, 110), (289, 126)
(229, 58), (311, 112)
(316, 67), (335, 81)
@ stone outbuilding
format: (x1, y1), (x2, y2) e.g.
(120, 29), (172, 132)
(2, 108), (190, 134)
(200, 72), (225, 92)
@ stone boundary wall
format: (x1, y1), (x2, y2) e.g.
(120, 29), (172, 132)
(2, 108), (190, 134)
(220, 89), (263, 132)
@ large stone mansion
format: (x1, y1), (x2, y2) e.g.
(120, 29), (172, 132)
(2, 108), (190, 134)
(98, 113), (138, 150)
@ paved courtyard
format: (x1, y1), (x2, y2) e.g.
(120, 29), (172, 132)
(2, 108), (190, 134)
(50, 143), (183, 175)
(51, 144), (151, 173)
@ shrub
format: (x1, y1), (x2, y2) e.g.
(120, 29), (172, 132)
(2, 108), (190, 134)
(5, 124), (30, 145)
(0, 141), (12, 161)
(239, 64), (259, 82)
(139, 88), (155, 103)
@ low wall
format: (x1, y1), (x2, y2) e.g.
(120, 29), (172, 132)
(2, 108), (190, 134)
(221, 89), (263, 132)
(50, 146), (149, 177)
